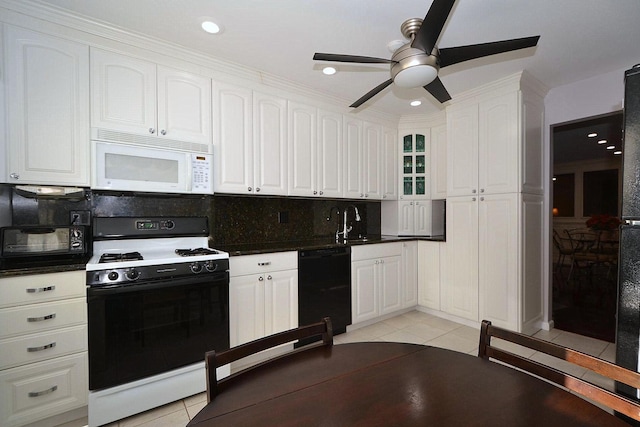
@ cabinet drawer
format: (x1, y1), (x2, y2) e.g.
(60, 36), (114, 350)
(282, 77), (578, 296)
(0, 298), (86, 339)
(230, 252), (297, 276)
(0, 271), (85, 309)
(0, 325), (87, 370)
(0, 352), (87, 427)
(351, 242), (402, 261)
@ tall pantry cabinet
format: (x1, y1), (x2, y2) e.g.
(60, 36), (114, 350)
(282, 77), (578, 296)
(443, 72), (546, 334)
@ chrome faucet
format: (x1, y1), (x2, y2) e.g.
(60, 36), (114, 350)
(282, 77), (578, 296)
(337, 205), (361, 242)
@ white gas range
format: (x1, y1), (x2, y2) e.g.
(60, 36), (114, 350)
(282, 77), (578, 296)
(86, 217), (230, 427)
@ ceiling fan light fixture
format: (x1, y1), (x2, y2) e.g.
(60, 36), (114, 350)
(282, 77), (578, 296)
(394, 64), (438, 88)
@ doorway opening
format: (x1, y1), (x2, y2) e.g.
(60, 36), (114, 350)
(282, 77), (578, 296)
(551, 111), (622, 343)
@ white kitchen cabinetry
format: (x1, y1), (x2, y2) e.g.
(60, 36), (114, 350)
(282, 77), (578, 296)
(213, 82), (288, 195)
(90, 49), (212, 145)
(381, 200), (433, 236)
(381, 127), (398, 200)
(430, 123), (447, 199)
(399, 131), (430, 200)
(417, 241), (442, 310)
(401, 241), (418, 309)
(229, 252), (297, 346)
(4, 26), (89, 186)
(444, 192), (544, 331)
(0, 271), (87, 427)
(288, 103), (343, 198)
(351, 243), (402, 324)
(343, 117), (390, 200)
(446, 76), (545, 197)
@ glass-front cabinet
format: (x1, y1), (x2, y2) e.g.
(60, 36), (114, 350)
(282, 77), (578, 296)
(400, 132), (430, 199)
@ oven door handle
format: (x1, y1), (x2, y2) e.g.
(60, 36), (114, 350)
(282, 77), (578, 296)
(87, 273), (229, 296)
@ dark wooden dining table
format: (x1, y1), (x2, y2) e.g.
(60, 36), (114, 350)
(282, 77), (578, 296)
(187, 342), (631, 427)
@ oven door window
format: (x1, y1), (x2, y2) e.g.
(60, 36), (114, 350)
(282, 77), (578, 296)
(87, 274), (229, 390)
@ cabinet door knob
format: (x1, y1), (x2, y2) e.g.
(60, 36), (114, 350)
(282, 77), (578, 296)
(360, 193), (364, 198)
(248, 187), (252, 192)
(313, 190), (318, 195)
(480, 197), (485, 201)
(267, 275), (272, 280)
(160, 129), (167, 135)
(472, 197), (477, 202)
(149, 128), (156, 134)
(472, 189), (477, 194)
(258, 276), (264, 281)
(9, 173), (19, 180)
(480, 188), (485, 193)
(258, 262), (271, 266)
(319, 191), (324, 195)
(256, 187), (261, 192)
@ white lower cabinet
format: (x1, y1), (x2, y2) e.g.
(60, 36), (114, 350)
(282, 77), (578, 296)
(417, 241), (442, 310)
(229, 252), (298, 346)
(0, 271), (87, 427)
(351, 243), (402, 324)
(401, 241), (418, 308)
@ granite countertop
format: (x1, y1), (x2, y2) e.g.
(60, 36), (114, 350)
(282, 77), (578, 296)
(0, 235), (446, 277)
(216, 234), (446, 256)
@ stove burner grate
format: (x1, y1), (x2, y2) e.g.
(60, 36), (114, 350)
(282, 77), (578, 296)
(99, 251), (144, 263)
(175, 247), (219, 257)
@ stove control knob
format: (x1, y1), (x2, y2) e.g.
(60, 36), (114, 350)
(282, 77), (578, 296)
(125, 269), (140, 281)
(107, 271), (119, 281)
(205, 260), (218, 272)
(190, 262), (203, 274)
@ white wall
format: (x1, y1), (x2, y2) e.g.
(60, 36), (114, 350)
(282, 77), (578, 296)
(542, 66), (628, 328)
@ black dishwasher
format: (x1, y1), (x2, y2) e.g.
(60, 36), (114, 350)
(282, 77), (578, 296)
(297, 246), (351, 346)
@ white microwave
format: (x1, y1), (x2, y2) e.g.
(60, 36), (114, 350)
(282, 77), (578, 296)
(91, 139), (213, 195)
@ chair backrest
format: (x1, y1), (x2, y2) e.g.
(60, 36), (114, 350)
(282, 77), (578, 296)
(478, 320), (640, 422)
(206, 317), (333, 402)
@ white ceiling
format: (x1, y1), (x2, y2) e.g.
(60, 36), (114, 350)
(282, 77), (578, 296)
(32, 0), (640, 117)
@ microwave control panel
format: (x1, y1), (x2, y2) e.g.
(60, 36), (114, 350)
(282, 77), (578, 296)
(191, 154), (212, 194)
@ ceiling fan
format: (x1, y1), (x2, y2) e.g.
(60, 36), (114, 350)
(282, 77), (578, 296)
(313, 0), (539, 108)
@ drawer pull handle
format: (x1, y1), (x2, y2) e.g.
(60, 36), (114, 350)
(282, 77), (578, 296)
(27, 342), (56, 352)
(257, 262), (271, 266)
(27, 313), (56, 322)
(28, 385), (58, 397)
(26, 285), (56, 293)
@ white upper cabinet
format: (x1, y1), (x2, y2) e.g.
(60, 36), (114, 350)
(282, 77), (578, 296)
(288, 101), (317, 197)
(316, 109), (343, 198)
(91, 49), (211, 145)
(446, 77), (545, 197)
(343, 117), (363, 199)
(254, 92), (288, 195)
(213, 81), (253, 193)
(362, 122), (381, 199)
(4, 26), (89, 186)
(430, 123), (447, 199)
(398, 130), (430, 200)
(381, 127), (398, 200)
(213, 82), (287, 195)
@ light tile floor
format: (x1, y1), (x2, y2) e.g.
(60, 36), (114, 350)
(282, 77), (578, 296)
(58, 310), (616, 427)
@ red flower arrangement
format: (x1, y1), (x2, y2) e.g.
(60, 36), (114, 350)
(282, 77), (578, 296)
(585, 214), (621, 231)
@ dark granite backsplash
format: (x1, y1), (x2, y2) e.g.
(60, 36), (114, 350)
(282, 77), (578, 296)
(0, 184), (381, 248)
(210, 194), (380, 246)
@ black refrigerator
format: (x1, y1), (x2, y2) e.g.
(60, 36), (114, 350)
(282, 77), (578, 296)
(616, 64), (640, 422)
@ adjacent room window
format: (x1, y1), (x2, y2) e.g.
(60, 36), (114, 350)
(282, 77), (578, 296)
(583, 169), (618, 216)
(553, 173), (575, 217)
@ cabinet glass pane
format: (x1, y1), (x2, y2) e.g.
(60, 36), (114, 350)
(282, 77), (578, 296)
(403, 156), (413, 174)
(403, 177), (413, 195)
(416, 134), (425, 152)
(416, 155), (425, 174)
(416, 177), (425, 195)
(403, 135), (413, 153)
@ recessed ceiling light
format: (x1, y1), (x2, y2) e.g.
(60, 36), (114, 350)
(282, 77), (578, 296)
(410, 100), (422, 107)
(588, 133), (598, 138)
(606, 145), (616, 150)
(322, 66), (336, 75)
(597, 139), (607, 144)
(614, 151), (622, 155)
(201, 20), (222, 34)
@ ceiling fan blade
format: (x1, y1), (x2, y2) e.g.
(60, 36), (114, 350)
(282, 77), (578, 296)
(412, 0), (456, 53)
(438, 35), (540, 68)
(313, 53), (394, 64)
(424, 77), (451, 103)
(350, 79), (394, 108)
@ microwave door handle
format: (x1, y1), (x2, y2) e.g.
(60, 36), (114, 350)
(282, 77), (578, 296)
(186, 156), (193, 192)
(20, 228), (56, 234)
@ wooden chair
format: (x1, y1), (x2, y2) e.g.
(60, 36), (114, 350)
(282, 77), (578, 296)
(478, 320), (640, 422)
(205, 317), (333, 402)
